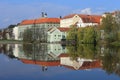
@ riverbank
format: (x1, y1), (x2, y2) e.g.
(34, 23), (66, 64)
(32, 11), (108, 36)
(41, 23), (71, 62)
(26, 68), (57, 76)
(111, 41), (120, 47)
(0, 40), (53, 44)
(0, 40), (23, 44)
(0, 40), (120, 47)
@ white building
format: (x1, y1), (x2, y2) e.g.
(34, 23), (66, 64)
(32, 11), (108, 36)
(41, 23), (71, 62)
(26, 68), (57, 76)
(13, 12), (60, 40)
(60, 14), (101, 27)
(47, 27), (69, 43)
(13, 27), (19, 40)
(18, 17), (60, 40)
(47, 44), (67, 58)
(59, 54), (101, 70)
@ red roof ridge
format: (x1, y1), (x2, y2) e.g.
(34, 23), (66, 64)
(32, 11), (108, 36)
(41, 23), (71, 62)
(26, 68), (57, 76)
(62, 14), (77, 19)
(58, 53), (69, 58)
(62, 14), (102, 24)
(19, 18), (60, 25)
(20, 58), (60, 66)
(57, 27), (70, 32)
(62, 14), (102, 19)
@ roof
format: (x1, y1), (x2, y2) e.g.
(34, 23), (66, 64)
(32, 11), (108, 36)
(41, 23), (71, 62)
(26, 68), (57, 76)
(62, 14), (76, 19)
(63, 60), (102, 70)
(62, 14), (102, 24)
(20, 18), (60, 25)
(48, 27), (54, 31)
(57, 27), (70, 32)
(20, 58), (60, 66)
(58, 53), (69, 58)
(47, 27), (70, 33)
(47, 27), (57, 33)
(78, 14), (101, 24)
(20, 20), (35, 25)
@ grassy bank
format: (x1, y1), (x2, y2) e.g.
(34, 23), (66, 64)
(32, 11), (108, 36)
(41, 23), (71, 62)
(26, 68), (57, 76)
(0, 40), (23, 44)
(111, 41), (120, 46)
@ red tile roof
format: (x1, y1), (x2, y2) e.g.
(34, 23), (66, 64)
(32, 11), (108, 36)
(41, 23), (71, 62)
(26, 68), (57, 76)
(20, 20), (35, 25)
(78, 14), (101, 24)
(58, 53), (69, 58)
(62, 14), (76, 19)
(57, 27), (70, 32)
(20, 18), (60, 25)
(20, 58), (60, 66)
(62, 14), (102, 24)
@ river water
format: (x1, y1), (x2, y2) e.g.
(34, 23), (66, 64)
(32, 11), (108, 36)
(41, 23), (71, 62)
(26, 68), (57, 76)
(0, 43), (120, 80)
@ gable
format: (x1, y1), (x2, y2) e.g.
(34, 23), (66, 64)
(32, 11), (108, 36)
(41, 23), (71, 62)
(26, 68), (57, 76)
(48, 27), (61, 34)
(62, 14), (76, 19)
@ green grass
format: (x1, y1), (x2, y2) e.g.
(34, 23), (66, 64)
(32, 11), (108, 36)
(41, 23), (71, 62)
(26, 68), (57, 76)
(0, 40), (23, 44)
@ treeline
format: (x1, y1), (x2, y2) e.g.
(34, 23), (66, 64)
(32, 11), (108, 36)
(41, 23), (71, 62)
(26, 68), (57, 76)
(101, 13), (120, 43)
(67, 25), (99, 44)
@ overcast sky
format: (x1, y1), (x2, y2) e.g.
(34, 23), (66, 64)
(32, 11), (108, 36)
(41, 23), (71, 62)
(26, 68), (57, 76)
(0, 0), (120, 28)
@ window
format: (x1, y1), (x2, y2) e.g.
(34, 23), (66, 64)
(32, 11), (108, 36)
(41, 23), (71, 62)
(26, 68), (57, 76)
(62, 35), (65, 39)
(20, 32), (23, 38)
(58, 35), (61, 37)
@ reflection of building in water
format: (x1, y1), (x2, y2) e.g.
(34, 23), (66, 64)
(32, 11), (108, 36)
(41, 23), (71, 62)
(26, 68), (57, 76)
(0, 44), (15, 58)
(59, 54), (102, 70)
(12, 43), (66, 61)
(47, 44), (67, 58)
(12, 44), (61, 71)
(20, 58), (60, 71)
(100, 46), (105, 57)
(13, 44), (61, 61)
(10, 44), (102, 71)
(13, 44), (67, 61)
(13, 44), (24, 57)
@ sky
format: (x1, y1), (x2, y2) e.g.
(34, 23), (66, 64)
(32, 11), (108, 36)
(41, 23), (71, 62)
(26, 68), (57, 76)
(0, 0), (120, 29)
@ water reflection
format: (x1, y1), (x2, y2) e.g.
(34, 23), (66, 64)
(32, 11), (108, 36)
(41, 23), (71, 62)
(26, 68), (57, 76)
(67, 44), (120, 76)
(0, 43), (120, 77)
(101, 46), (120, 76)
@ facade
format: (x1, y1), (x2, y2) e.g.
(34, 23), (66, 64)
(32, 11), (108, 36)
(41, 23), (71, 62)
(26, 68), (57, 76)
(15, 14), (60, 40)
(47, 27), (69, 43)
(60, 14), (101, 27)
(60, 14), (81, 27)
(13, 27), (18, 40)
(47, 44), (67, 58)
